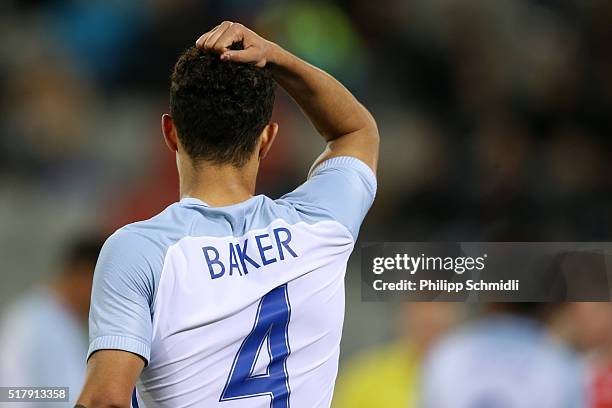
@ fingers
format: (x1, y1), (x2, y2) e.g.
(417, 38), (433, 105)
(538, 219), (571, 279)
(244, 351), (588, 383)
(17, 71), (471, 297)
(196, 21), (244, 54)
(196, 21), (264, 66)
(220, 46), (264, 67)
(211, 23), (244, 53)
(195, 24), (220, 48)
(196, 21), (232, 50)
(207, 21), (235, 51)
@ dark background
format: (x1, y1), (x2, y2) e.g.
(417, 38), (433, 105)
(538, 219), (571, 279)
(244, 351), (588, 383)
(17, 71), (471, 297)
(0, 0), (611, 392)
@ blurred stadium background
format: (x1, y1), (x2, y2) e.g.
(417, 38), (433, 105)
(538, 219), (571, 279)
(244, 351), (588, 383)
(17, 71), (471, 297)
(0, 0), (611, 407)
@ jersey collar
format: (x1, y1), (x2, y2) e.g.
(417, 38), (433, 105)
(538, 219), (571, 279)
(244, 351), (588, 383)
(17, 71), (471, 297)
(180, 197), (210, 207)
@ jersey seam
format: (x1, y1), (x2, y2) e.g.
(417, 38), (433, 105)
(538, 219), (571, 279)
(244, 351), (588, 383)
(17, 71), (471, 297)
(88, 335), (151, 364)
(309, 155), (377, 196)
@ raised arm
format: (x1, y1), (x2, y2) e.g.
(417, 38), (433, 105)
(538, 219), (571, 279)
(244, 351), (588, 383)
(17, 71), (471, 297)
(196, 21), (379, 173)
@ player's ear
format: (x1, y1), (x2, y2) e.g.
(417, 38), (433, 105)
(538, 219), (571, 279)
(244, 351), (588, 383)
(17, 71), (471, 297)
(258, 122), (278, 160)
(162, 114), (179, 152)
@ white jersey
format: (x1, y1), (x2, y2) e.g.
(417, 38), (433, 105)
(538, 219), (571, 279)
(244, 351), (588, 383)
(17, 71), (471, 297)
(421, 316), (587, 408)
(0, 289), (88, 407)
(88, 157), (376, 408)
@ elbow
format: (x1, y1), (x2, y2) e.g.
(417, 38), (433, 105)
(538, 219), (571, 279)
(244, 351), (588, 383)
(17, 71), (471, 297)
(364, 116), (380, 147)
(369, 121), (380, 144)
(361, 106), (380, 143)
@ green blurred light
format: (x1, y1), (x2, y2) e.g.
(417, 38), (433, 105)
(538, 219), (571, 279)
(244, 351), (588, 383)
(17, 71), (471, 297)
(260, 1), (366, 81)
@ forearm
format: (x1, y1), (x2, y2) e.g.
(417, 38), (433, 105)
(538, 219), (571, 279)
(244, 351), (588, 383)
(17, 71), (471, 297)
(75, 351), (143, 408)
(268, 44), (376, 142)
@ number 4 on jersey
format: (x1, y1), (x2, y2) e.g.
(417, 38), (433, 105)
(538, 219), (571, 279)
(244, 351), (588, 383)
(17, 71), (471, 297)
(220, 285), (292, 408)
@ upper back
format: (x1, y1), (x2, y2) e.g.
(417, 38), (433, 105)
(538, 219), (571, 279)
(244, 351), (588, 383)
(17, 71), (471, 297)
(88, 157), (377, 408)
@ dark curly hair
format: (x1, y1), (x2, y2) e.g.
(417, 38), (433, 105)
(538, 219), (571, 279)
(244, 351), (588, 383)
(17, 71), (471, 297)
(170, 45), (275, 167)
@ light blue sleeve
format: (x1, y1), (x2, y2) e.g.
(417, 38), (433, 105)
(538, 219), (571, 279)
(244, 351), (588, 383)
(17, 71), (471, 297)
(88, 229), (160, 365)
(279, 156), (377, 240)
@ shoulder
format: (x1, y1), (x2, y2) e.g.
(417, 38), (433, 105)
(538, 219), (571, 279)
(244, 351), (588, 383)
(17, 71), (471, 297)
(425, 318), (581, 374)
(119, 202), (196, 244)
(104, 200), (204, 254)
(274, 156), (377, 240)
(536, 337), (584, 378)
(99, 226), (166, 276)
(425, 328), (475, 372)
(95, 203), (196, 299)
(309, 156), (377, 197)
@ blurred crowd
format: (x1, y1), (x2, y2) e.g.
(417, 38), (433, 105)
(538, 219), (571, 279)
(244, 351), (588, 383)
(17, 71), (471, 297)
(335, 302), (612, 407)
(0, 0), (611, 407)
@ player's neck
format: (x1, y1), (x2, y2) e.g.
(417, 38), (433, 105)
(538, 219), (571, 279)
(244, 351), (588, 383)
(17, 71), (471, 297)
(179, 159), (258, 207)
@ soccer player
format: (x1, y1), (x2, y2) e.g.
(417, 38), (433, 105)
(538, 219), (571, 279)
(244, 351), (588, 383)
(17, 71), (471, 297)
(0, 235), (102, 407)
(76, 21), (378, 408)
(421, 303), (586, 408)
